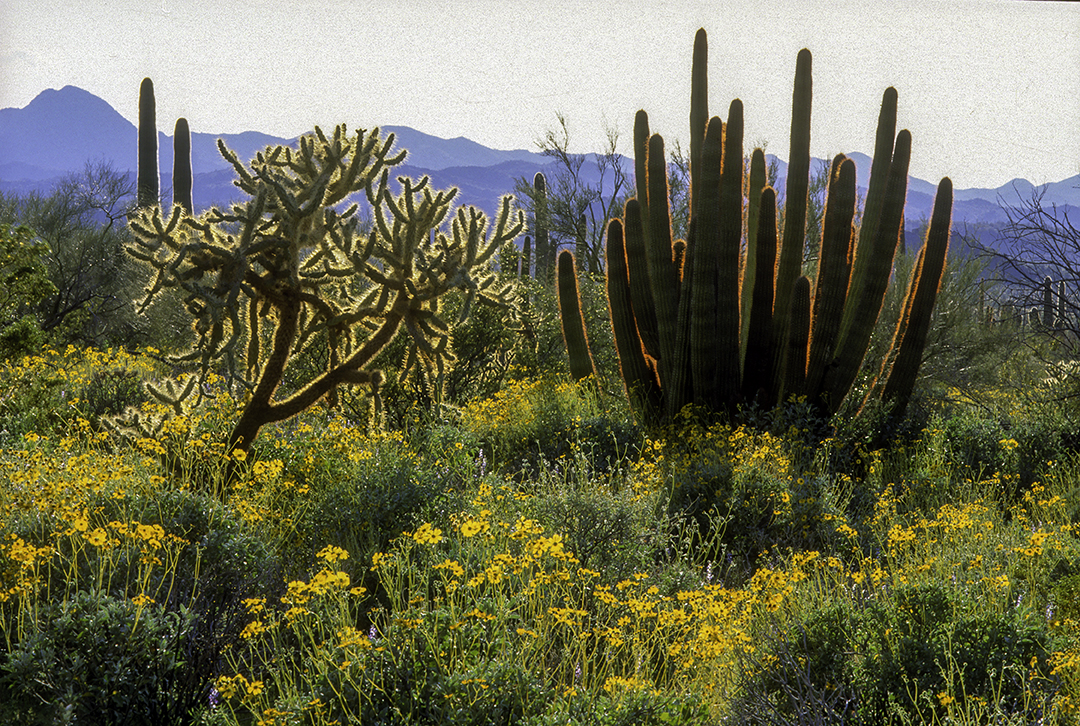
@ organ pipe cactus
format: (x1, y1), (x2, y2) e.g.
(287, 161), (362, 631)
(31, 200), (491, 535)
(557, 250), (596, 381)
(571, 28), (953, 424)
(533, 172), (551, 282)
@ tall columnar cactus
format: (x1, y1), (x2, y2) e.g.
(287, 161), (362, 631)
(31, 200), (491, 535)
(1059, 280), (1066, 328)
(873, 179), (953, 413)
(137, 78), (158, 209)
(566, 29), (953, 424)
(557, 250), (597, 381)
(520, 235), (532, 278)
(173, 117), (193, 214)
(1043, 276), (1054, 328)
(533, 172), (551, 282)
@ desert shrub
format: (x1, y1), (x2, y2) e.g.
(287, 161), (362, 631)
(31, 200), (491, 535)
(736, 583), (1057, 725)
(0, 591), (196, 726)
(0, 345), (160, 439)
(661, 418), (851, 571)
(457, 376), (640, 480)
(294, 426), (451, 572)
(78, 365), (148, 428)
(525, 486), (653, 580)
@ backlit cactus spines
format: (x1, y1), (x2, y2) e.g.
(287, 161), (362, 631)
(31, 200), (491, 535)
(173, 117), (192, 214)
(555, 29), (951, 425)
(557, 250), (597, 381)
(137, 78), (158, 209)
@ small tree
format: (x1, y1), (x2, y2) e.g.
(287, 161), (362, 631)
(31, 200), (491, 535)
(515, 114), (629, 276)
(0, 224), (56, 359)
(127, 125), (523, 455)
(0, 162), (141, 345)
(977, 187), (1080, 351)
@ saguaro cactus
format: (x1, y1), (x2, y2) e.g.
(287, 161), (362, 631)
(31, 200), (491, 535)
(173, 117), (193, 214)
(563, 29), (953, 425)
(137, 78), (158, 209)
(533, 173), (551, 282)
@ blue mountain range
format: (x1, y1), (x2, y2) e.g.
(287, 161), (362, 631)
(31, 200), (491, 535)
(2, 85), (1077, 235)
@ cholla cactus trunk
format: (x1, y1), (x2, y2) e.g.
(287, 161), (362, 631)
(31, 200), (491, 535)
(557, 250), (597, 381)
(172, 117), (193, 214)
(137, 78), (158, 209)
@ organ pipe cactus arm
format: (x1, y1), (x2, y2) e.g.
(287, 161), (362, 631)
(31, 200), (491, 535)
(173, 117), (193, 214)
(875, 177), (953, 413)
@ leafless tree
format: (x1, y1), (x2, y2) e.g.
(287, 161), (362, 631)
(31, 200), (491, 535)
(515, 114), (630, 276)
(975, 186), (1080, 353)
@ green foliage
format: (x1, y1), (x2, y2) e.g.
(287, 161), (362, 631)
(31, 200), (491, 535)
(0, 591), (196, 725)
(738, 584), (1056, 725)
(0, 164), (149, 347)
(0, 224), (55, 352)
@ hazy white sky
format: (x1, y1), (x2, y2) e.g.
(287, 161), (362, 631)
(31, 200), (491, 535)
(1, 0), (1078, 189)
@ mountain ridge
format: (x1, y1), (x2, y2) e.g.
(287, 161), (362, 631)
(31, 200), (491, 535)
(2, 85), (1077, 229)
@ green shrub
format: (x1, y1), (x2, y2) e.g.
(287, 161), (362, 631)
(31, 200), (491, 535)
(0, 591), (196, 725)
(738, 583), (1057, 725)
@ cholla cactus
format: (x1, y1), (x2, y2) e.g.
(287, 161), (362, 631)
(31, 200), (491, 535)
(128, 124), (523, 454)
